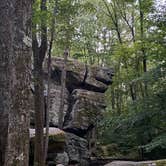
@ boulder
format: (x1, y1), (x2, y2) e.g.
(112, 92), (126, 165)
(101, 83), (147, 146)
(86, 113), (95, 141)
(29, 128), (66, 165)
(104, 159), (166, 166)
(44, 57), (114, 92)
(31, 58), (113, 128)
(45, 57), (87, 91)
(63, 89), (105, 136)
(30, 128), (66, 153)
(85, 66), (113, 93)
(54, 152), (69, 166)
(65, 132), (90, 166)
(30, 57), (114, 165)
(29, 128), (90, 166)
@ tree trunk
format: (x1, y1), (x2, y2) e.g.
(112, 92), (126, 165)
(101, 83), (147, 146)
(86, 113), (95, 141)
(102, 0), (122, 44)
(0, 0), (32, 165)
(44, 1), (57, 161)
(44, 20), (55, 163)
(44, 45), (51, 164)
(32, 0), (47, 165)
(139, 0), (147, 73)
(0, 1), (10, 164)
(33, 59), (45, 166)
(139, 0), (148, 96)
(58, 49), (68, 129)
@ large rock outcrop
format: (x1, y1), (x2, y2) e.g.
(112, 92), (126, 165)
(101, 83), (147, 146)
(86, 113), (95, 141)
(42, 57), (113, 130)
(30, 57), (114, 165)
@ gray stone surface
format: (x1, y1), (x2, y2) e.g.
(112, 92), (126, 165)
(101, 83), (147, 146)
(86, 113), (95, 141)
(85, 66), (113, 92)
(44, 57), (87, 91)
(56, 152), (69, 166)
(104, 160), (166, 166)
(65, 132), (90, 166)
(44, 57), (114, 92)
(64, 89), (105, 135)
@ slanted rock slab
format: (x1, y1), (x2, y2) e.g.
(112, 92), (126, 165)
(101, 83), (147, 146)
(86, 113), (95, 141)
(64, 89), (105, 136)
(44, 57), (114, 92)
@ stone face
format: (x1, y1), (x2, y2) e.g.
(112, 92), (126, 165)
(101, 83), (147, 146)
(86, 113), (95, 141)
(65, 132), (90, 166)
(64, 89), (105, 136)
(104, 160), (166, 166)
(85, 66), (114, 93)
(95, 66), (114, 85)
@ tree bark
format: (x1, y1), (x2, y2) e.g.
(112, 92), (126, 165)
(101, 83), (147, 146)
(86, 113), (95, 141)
(0, 0), (32, 165)
(0, 2), (10, 164)
(139, 0), (147, 73)
(138, 0), (148, 96)
(44, 12), (56, 162)
(32, 0), (47, 165)
(58, 49), (68, 129)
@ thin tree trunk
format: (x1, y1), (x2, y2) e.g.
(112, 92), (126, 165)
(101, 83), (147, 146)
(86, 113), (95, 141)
(129, 84), (136, 101)
(58, 49), (68, 129)
(32, 24), (45, 166)
(139, 0), (147, 73)
(102, 0), (122, 44)
(111, 88), (115, 110)
(44, 45), (51, 164)
(32, 0), (47, 165)
(44, 2), (58, 161)
(33, 60), (45, 166)
(44, 17), (56, 164)
(0, 0), (32, 165)
(139, 0), (148, 96)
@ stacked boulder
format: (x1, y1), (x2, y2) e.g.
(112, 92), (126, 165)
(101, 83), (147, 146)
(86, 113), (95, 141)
(30, 57), (114, 166)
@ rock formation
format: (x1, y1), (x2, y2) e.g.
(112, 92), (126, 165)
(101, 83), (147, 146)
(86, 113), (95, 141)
(30, 57), (114, 165)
